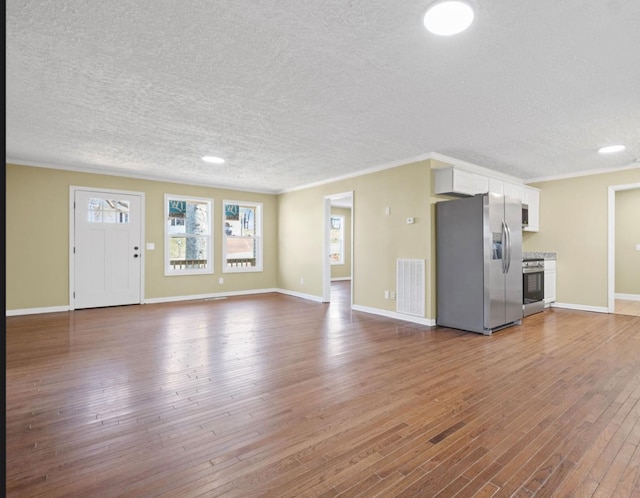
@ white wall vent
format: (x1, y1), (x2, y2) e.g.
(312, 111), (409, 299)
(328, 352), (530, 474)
(397, 259), (425, 317)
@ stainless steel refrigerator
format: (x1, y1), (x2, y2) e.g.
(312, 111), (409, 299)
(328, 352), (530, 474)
(436, 193), (523, 335)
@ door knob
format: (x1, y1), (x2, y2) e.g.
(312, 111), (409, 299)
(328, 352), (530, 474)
(134, 246), (139, 250)
(134, 254), (139, 258)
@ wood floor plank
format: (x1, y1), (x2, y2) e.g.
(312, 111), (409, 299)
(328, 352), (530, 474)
(6, 282), (640, 497)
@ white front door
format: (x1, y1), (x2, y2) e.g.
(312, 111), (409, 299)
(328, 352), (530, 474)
(73, 189), (143, 309)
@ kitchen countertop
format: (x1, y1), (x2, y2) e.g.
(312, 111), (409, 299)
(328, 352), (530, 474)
(523, 251), (557, 260)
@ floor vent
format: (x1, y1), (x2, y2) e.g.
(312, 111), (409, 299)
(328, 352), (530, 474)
(397, 259), (425, 317)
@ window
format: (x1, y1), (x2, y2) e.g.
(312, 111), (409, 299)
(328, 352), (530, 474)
(165, 194), (213, 275)
(329, 215), (344, 265)
(87, 197), (130, 224)
(222, 200), (262, 272)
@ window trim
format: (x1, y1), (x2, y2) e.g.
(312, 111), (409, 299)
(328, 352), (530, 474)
(164, 194), (213, 276)
(222, 199), (263, 273)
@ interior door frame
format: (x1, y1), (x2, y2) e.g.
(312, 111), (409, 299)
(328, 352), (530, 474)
(607, 182), (640, 313)
(69, 186), (146, 311)
(323, 191), (354, 304)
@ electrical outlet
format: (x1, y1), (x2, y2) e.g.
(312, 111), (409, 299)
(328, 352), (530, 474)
(218, 277), (224, 284)
(300, 277), (304, 285)
(390, 292), (396, 300)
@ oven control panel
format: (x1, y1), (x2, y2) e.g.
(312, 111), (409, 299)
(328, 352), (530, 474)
(523, 258), (545, 273)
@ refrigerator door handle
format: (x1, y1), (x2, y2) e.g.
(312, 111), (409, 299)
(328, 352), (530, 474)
(504, 220), (512, 273)
(501, 220), (507, 274)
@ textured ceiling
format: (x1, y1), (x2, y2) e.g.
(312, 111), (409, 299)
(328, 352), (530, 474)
(6, 0), (640, 193)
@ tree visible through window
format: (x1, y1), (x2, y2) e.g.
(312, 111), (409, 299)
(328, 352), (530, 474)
(223, 200), (262, 272)
(165, 194), (213, 275)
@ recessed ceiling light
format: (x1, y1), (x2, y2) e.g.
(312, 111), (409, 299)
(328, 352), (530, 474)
(424, 1), (475, 36)
(202, 156), (226, 164)
(598, 145), (626, 154)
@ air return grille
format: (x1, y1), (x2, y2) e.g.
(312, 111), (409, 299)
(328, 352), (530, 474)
(397, 259), (425, 317)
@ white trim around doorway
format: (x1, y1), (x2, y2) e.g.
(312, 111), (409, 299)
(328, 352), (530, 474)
(607, 182), (640, 313)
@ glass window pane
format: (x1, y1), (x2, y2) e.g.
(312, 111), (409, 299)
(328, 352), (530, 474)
(223, 200), (262, 272)
(226, 237), (255, 259)
(184, 236), (208, 260)
(115, 200), (130, 213)
(239, 207), (255, 234)
(88, 211), (103, 223)
(169, 200), (186, 218)
(88, 198), (103, 211)
(184, 202), (209, 235)
(169, 237), (209, 267)
(165, 195), (213, 275)
(103, 211), (116, 223)
(103, 200), (117, 211)
(170, 237), (186, 259)
(86, 197), (131, 223)
(167, 217), (186, 235)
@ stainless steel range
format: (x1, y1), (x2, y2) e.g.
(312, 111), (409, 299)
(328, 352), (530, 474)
(523, 258), (545, 316)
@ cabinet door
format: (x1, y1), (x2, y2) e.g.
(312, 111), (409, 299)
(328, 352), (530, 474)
(434, 168), (489, 196)
(503, 182), (524, 202)
(452, 169), (478, 195)
(523, 187), (540, 232)
(472, 174), (489, 194)
(488, 178), (504, 195)
(544, 260), (556, 304)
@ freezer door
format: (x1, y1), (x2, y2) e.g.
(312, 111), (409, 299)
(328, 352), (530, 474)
(504, 195), (524, 323)
(484, 193), (508, 330)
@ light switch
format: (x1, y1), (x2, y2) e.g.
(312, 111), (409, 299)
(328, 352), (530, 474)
(636, 244), (640, 251)
(146, 243), (155, 250)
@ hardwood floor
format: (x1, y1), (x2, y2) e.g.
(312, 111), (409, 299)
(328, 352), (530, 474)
(616, 299), (640, 317)
(6, 282), (640, 497)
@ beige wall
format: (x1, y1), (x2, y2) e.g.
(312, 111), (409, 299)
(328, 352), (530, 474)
(523, 168), (640, 308)
(330, 207), (352, 280)
(6, 164), (278, 311)
(615, 188), (640, 295)
(8, 159), (639, 317)
(278, 160), (432, 316)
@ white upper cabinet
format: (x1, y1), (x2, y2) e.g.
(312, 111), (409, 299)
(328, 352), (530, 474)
(503, 182), (525, 202)
(488, 178), (504, 195)
(433, 166), (541, 232)
(523, 187), (540, 232)
(433, 167), (488, 196)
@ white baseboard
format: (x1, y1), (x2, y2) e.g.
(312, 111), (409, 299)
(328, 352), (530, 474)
(551, 302), (609, 314)
(6, 305), (71, 316)
(351, 304), (436, 326)
(275, 289), (324, 303)
(615, 293), (640, 301)
(6, 290), (281, 315)
(6, 295), (614, 321)
(144, 288), (279, 305)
